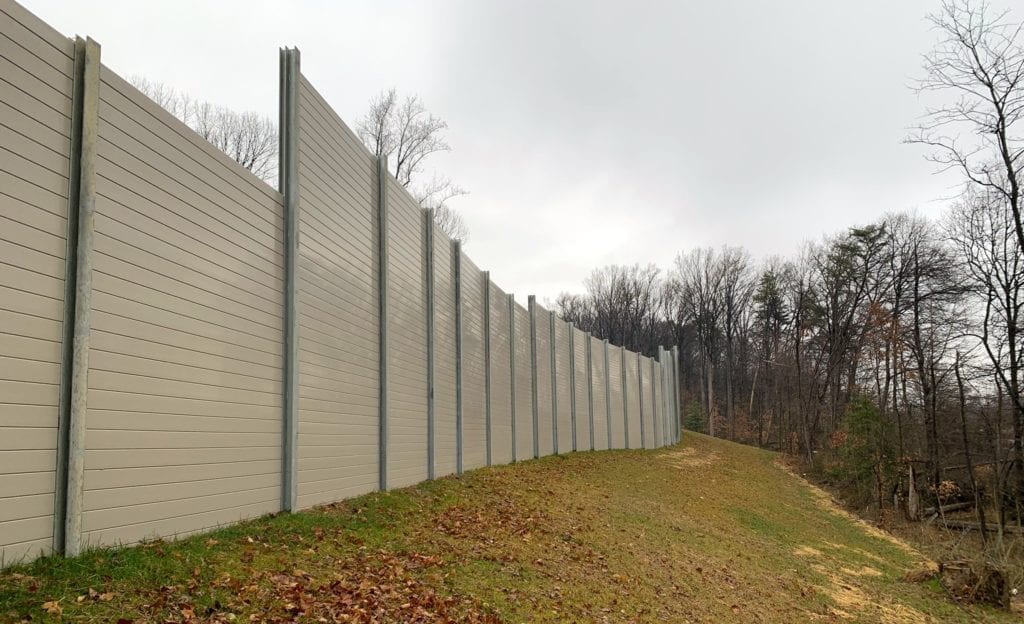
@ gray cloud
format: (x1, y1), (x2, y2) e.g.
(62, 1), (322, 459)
(29, 0), (981, 301)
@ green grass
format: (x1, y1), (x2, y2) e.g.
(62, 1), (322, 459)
(1, 433), (1018, 623)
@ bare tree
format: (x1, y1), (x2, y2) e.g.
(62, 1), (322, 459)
(948, 185), (1024, 510)
(908, 0), (1024, 252)
(669, 249), (725, 436)
(357, 88), (468, 241)
(130, 77), (278, 184)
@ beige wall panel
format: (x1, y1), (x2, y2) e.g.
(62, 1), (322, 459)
(487, 282), (513, 465)
(653, 362), (664, 447)
(553, 319), (573, 454)
(432, 225), (457, 477)
(385, 179), (428, 488)
(608, 346), (626, 449)
(460, 255), (487, 470)
(572, 328), (591, 451)
(81, 490), (278, 548)
(590, 337), (608, 451)
(82, 66), (284, 547)
(640, 357), (656, 449)
(533, 306), (553, 456)
(295, 76), (379, 507)
(512, 303), (533, 461)
(625, 353), (642, 448)
(0, 0), (73, 564)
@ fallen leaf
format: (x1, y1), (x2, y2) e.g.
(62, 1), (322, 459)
(42, 600), (62, 615)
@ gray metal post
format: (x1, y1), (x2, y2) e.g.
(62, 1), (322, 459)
(621, 347), (629, 449)
(528, 295), (539, 459)
(482, 271), (492, 466)
(376, 156), (390, 490)
(568, 323), (577, 452)
(61, 36), (100, 557)
(603, 339), (612, 449)
(508, 294), (517, 461)
(549, 310), (558, 453)
(586, 333), (594, 451)
(424, 210), (435, 479)
(637, 352), (645, 449)
(453, 241), (464, 474)
(279, 47), (301, 512)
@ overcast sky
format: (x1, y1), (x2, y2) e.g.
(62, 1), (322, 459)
(27, 0), (995, 302)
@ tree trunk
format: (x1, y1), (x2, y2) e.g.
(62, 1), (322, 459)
(956, 354), (987, 545)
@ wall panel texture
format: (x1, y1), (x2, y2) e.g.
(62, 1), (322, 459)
(640, 358), (654, 449)
(608, 346), (625, 449)
(487, 283), (513, 465)
(0, 0), (74, 563)
(0, 0), (682, 566)
(460, 254), (487, 470)
(554, 319), (572, 454)
(533, 306), (553, 457)
(590, 337), (608, 451)
(626, 354), (642, 449)
(385, 180), (429, 488)
(84, 67), (285, 547)
(572, 329), (591, 452)
(294, 76), (379, 507)
(513, 303), (533, 461)
(655, 362), (663, 444)
(431, 225), (457, 478)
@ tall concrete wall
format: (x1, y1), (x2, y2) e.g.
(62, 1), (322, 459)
(0, 0), (75, 564)
(0, 0), (683, 567)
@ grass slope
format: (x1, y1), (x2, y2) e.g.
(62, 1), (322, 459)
(1, 433), (1015, 623)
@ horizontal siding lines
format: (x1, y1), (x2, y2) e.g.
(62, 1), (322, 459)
(297, 78), (375, 169)
(93, 204), (282, 303)
(90, 283), (282, 358)
(87, 368), (281, 408)
(0, 378), (58, 408)
(80, 485), (280, 534)
(297, 273), (376, 332)
(297, 254), (376, 322)
(87, 410), (281, 434)
(90, 314), (278, 374)
(1, 199), (67, 248)
(298, 354), (378, 391)
(297, 120), (373, 203)
(0, 28), (72, 98)
(86, 387), (282, 421)
(0, 98), (69, 166)
(0, 142), (67, 202)
(0, 425), (55, 449)
(296, 154), (372, 232)
(94, 162), (282, 283)
(0, 122), (68, 184)
(81, 472), (280, 509)
(0, 3), (74, 68)
(0, 273), (64, 323)
(95, 134), (282, 264)
(92, 238), (282, 332)
(297, 194), (374, 271)
(296, 115), (372, 192)
(99, 69), (280, 208)
(88, 349), (279, 395)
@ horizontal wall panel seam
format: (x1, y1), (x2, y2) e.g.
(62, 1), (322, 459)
(98, 69), (279, 205)
(94, 160), (283, 271)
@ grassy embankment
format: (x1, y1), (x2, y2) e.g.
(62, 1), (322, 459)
(2, 433), (1016, 623)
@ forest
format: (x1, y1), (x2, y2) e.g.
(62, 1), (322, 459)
(556, 0), (1024, 547)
